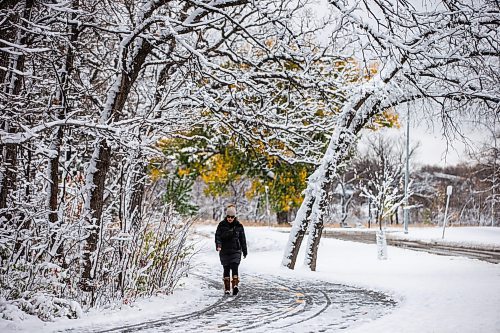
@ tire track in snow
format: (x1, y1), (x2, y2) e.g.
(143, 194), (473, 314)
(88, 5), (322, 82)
(83, 271), (396, 332)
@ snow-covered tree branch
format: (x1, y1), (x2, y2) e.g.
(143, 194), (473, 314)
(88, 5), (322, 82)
(282, 0), (500, 270)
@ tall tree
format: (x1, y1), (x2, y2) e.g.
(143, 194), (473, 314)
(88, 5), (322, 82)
(1, 0), (351, 311)
(283, 0), (500, 270)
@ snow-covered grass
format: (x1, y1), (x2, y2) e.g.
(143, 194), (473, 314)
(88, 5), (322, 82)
(324, 225), (500, 249)
(1, 226), (499, 332)
(242, 226), (500, 332)
(385, 226), (500, 248)
(0, 277), (215, 332)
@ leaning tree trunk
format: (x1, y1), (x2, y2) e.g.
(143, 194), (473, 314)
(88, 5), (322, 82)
(281, 187), (315, 269)
(303, 128), (354, 271)
(284, 54), (407, 270)
(282, 112), (366, 270)
(303, 57), (407, 270)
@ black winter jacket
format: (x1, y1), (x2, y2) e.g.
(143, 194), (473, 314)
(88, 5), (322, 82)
(215, 218), (247, 266)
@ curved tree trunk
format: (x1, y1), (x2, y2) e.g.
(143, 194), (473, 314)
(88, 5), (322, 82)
(284, 54), (408, 270)
(281, 191), (314, 269)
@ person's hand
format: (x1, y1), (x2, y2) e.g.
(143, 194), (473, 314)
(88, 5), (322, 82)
(216, 247), (221, 252)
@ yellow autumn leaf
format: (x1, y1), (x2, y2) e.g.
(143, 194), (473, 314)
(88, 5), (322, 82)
(149, 168), (162, 181)
(177, 167), (191, 177)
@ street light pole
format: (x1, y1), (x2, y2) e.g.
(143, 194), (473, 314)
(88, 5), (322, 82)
(403, 106), (410, 234)
(265, 185), (270, 228)
(442, 185), (453, 239)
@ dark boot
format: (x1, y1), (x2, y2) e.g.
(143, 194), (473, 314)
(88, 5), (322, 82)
(223, 277), (230, 295)
(231, 275), (239, 295)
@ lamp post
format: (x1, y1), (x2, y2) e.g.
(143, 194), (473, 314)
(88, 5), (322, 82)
(442, 185), (453, 239)
(265, 185), (270, 227)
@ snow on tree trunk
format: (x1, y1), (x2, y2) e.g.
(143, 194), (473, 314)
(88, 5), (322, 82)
(0, 0), (33, 222)
(47, 6), (78, 263)
(281, 192), (314, 269)
(0, 143), (16, 217)
(79, 27), (152, 292)
(304, 127), (357, 271)
(283, 55), (407, 270)
(80, 141), (111, 293)
(124, 152), (146, 233)
(47, 128), (62, 240)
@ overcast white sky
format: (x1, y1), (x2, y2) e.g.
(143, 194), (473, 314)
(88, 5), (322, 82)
(359, 111), (492, 167)
(408, 123), (478, 166)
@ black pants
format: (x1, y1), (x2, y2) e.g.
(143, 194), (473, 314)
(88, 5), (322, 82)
(223, 263), (239, 278)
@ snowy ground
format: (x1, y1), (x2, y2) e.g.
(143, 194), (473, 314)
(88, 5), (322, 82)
(1, 226), (499, 332)
(325, 225), (500, 250)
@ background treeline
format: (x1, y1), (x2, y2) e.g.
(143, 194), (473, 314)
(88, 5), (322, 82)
(177, 133), (499, 228)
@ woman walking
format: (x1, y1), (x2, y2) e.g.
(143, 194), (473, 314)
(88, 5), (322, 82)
(215, 205), (247, 295)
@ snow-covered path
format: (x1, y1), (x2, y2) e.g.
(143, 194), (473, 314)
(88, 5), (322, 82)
(2, 226), (499, 333)
(76, 266), (394, 333)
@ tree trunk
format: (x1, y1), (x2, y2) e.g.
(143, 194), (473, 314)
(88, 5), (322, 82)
(126, 155), (146, 232)
(80, 141), (111, 292)
(0, 143), (17, 221)
(285, 54), (407, 270)
(48, 2), (79, 264)
(368, 199), (372, 228)
(276, 210), (289, 224)
(48, 133), (61, 226)
(340, 183), (350, 227)
(306, 220), (324, 271)
(48, 127), (65, 263)
(0, 0), (34, 223)
(281, 192), (314, 269)
(301, 112), (363, 268)
(79, 38), (152, 292)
